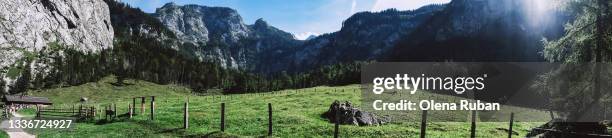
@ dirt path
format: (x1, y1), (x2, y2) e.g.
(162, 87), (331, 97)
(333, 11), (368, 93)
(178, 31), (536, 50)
(1, 112), (36, 138)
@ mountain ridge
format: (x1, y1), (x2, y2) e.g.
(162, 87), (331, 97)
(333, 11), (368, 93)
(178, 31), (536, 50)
(0, 0), (572, 94)
(153, 3), (302, 71)
(286, 4), (447, 72)
(388, 0), (568, 61)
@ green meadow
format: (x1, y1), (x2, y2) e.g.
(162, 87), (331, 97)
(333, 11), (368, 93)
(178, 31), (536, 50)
(19, 76), (546, 137)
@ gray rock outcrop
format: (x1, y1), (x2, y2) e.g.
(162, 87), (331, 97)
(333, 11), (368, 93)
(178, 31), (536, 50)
(323, 100), (389, 126)
(154, 2), (249, 46)
(0, 0), (114, 91)
(153, 3), (301, 71)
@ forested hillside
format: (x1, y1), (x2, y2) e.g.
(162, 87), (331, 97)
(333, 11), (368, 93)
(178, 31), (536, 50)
(1, 0), (360, 94)
(388, 0), (569, 61)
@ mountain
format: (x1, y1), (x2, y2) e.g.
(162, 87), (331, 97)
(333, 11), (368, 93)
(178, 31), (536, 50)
(388, 0), (568, 61)
(149, 0), (567, 72)
(154, 2), (248, 46)
(305, 35), (318, 40)
(99, 1), (308, 92)
(294, 32), (320, 40)
(0, 0), (114, 92)
(287, 5), (446, 71)
(153, 3), (302, 72)
(0, 0), (572, 94)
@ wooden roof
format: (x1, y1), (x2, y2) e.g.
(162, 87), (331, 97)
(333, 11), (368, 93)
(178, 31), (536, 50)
(3, 95), (53, 105)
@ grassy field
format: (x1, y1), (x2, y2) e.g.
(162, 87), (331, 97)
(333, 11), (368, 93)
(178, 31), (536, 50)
(19, 76), (547, 137)
(0, 131), (7, 138)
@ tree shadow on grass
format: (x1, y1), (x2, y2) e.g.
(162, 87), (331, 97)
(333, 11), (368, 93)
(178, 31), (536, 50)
(94, 114), (131, 125)
(109, 82), (134, 87)
(94, 119), (113, 125)
(156, 127), (184, 134)
(183, 131), (241, 138)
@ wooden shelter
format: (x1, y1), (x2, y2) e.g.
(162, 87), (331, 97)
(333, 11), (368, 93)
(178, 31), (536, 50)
(3, 95), (53, 105)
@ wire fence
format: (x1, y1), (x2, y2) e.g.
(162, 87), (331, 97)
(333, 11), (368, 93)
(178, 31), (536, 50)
(24, 87), (612, 137)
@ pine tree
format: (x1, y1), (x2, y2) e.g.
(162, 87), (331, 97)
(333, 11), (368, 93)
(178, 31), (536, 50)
(0, 77), (6, 94)
(538, 0), (611, 122)
(9, 65), (31, 94)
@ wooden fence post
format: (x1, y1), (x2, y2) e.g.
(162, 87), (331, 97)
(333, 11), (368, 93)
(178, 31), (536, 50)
(508, 112), (514, 138)
(268, 103), (272, 136)
(105, 105), (108, 120)
(132, 98), (136, 114)
(221, 103), (225, 132)
(95, 106), (98, 119)
(129, 104), (133, 119)
(36, 105), (40, 118)
(420, 110), (428, 138)
(95, 105), (99, 119)
(184, 98), (189, 129)
(470, 110), (476, 138)
(78, 104), (83, 118)
(141, 97), (145, 114)
(334, 110), (339, 138)
(151, 96), (155, 120)
(114, 103), (117, 119)
(549, 110), (554, 119)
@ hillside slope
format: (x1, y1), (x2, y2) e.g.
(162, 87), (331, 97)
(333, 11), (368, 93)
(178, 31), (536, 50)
(290, 5), (445, 71)
(388, 0), (568, 61)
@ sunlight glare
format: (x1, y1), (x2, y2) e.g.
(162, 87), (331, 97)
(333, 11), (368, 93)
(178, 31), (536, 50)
(523, 0), (558, 27)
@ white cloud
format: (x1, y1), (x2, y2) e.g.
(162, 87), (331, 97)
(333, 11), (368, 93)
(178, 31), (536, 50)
(350, 0), (357, 14)
(371, 0), (450, 12)
(293, 32), (321, 40)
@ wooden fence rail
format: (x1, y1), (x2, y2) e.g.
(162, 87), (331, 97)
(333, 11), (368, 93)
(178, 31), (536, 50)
(56, 91), (578, 137)
(36, 105), (96, 120)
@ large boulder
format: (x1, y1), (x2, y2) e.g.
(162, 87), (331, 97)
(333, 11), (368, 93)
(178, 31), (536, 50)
(323, 100), (388, 126)
(527, 119), (609, 137)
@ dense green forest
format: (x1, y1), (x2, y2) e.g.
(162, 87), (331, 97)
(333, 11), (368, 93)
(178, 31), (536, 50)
(1, 0), (363, 95)
(104, 0), (364, 93)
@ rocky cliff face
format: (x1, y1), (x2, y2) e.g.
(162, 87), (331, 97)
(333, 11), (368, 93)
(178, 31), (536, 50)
(153, 3), (301, 71)
(154, 2), (250, 46)
(153, 3), (449, 73)
(0, 0), (114, 92)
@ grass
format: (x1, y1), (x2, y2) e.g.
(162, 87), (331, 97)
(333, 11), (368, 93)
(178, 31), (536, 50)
(0, 131), (7, 138)
(30, 77), (192, 105)
(21, 76), (547, 137)
(17, 108), (37, 117)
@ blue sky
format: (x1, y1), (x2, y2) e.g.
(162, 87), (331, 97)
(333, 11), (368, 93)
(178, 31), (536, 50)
(121, 0), (450, 39)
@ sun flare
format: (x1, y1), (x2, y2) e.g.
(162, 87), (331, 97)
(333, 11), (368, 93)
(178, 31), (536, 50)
(524, 0), (559, 27)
